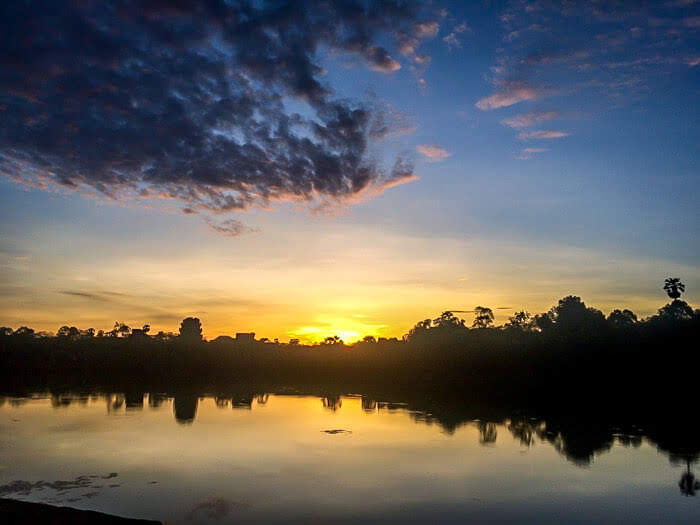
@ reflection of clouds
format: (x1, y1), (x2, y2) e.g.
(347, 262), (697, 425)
(185, 496), (250, 521)
(0, 473), (119, 504)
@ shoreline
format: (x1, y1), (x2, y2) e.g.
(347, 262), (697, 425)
(0, 498), (160, 524)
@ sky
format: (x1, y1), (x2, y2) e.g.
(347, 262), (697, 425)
(1, 0), (699, 342)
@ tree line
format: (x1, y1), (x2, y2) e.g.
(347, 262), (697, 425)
(2, 278), (696, 346)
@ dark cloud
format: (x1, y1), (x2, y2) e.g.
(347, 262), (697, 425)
(59, 290), (127, 302)
(205, 217), (256, 237)
(0, 1), (419, 219)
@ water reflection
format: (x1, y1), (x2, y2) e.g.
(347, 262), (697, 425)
(173, 394), (198, 424)
(680, 460), (700, 497)
(1, 390), (699, 524)
(3, 390), (697, 477)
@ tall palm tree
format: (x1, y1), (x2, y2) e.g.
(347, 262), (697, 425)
(663, 278), (685, 300)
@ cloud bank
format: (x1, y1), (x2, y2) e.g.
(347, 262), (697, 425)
(0, 1), (421, 219)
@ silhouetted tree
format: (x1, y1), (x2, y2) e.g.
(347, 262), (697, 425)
(472, 306), (494, 329)
(111, 322), (131, 338)
(657, 300), (694, 322)
(607, 309), (638, 329)
(408, 319), (432, 339)
(154, 331), (174, 342)
(179, 317), (203, 342)
(664, 278), (685, 300)
(362, 335), (377, 343)
(57, 326), (80, 339)
(13, 326), (35, 338)
(433, 311), (466, 330)
(323, 335), (343, 345)
(505, 311), (533, 331)
(550, 296), (605, 336)
(0, 327), (13, 337)
(130, 324), (151, 339)
(534, 312), (554, 333)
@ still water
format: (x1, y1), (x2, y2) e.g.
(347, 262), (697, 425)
(0, 393), (698, 523)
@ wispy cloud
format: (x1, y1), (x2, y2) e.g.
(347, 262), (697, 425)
(59, 290), (127, 302)
(205, 218), (257, 238)
(475, 84), (543, 110)
(397, 20), (440, 91)
(443, 23), (469, 50)
(501, 111), (558, 129)
(417, 145), (452, 162)
(518, 130), (569, 140)
(517, 147), (549, 160)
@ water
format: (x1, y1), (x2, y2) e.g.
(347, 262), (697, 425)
(0, 393), (698, 523)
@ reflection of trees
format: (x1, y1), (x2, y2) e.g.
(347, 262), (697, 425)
(231, 394), (253, 409)
(173, 394), (198, 424)
(508, 420), (538, 447)
(256, 394), (269, 406)
(679, 459), (700, 497)
(322, 395), (342, 411)
(361, 397), (377, 412)
(148, 393), (168, 408)
(51, 394), (73, 408)
(536, 422), (614, 466)
(106, 393), (125, 413)
(478, 421), (497, 444)
(125, 392), (144, 410)
(615, 433), (642, 448)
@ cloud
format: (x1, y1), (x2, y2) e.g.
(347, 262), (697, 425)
(59, 290), (127, 302)
(205, 218), (257, 238)
(417, 145), (452, 162)
(365, 46), (401, 73)
(414, 21), (440, 38)
(475, 84), (542, 110)
(443, 33), (461, 50)
(517, 147), (550, 159)
(370, 108), (417, 139)
(443, 23), (469, 50)
(501, 112), (558, 128)
(0, 1), (421, 221)
(518, 130), (569, 140)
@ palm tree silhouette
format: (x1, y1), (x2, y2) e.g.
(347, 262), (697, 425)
(663, 278), (685, 300)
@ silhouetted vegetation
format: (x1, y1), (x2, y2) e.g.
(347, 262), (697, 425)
(1, 279), (698, 436)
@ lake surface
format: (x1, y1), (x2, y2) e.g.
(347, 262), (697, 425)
(0, 392), (698, 523)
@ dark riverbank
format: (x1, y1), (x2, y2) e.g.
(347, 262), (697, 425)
(0, 498), (161, 524)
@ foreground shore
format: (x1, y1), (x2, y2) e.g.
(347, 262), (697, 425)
(0, 498), (160, 524)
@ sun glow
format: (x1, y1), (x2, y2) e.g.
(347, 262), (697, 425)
(289, 316), (387, 344)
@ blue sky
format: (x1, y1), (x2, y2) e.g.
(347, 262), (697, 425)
(0, 1), (698, 339)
